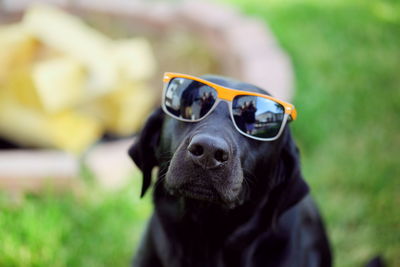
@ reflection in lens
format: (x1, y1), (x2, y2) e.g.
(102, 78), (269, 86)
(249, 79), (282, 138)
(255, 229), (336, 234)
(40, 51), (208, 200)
(164, 78), (217, 120)
(232, 95), (285, 139)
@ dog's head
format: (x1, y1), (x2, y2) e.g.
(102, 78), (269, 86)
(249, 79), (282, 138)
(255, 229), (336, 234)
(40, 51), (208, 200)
(129, 75), (308, 219)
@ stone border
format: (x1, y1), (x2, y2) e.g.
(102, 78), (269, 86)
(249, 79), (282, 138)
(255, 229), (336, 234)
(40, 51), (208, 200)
(0, 0), (294, 192)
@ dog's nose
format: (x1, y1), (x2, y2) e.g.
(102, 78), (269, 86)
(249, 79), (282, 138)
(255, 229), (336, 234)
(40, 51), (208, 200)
(187, 134), (230, 169)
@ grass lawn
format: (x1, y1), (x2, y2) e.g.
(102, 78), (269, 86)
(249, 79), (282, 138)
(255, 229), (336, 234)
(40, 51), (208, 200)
(0, 180), (152, 267)
(0, 0), (399, 266)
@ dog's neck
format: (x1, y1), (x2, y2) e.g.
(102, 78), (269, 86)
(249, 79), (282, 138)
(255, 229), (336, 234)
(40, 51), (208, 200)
(152, 184), (278, 267)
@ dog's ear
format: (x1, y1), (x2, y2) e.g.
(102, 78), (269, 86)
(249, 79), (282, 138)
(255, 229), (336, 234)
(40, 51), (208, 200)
(268, 129), (309, 224)
(128, 108), (164, 198)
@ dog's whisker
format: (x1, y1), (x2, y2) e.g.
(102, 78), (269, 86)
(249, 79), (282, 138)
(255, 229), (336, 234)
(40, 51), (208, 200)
(242, 169), (256, 187)
(154, 174), (167, 190)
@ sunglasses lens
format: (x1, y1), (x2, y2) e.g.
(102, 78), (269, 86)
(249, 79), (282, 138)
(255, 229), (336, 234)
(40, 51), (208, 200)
(232, 95), (285, 139)
(164, 78), (217, 120)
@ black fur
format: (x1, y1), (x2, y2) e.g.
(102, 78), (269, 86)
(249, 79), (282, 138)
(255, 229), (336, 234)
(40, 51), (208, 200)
(129, 75), (332, 267)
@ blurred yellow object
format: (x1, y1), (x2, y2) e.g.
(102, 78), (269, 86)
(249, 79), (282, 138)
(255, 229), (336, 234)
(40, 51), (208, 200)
(112, 38), (156, 82)
(0, 25), (38, 82)
(23, 4), (117, 98)
(0, 4), (157, 153)
(0, 97), (102, 153)
(2, 69), (42, 110)
(32, 57), (86, 113)
(93, 82), (156, 136)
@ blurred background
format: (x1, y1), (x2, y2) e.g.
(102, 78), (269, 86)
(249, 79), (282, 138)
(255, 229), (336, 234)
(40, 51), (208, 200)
(0, 0), (399, 266)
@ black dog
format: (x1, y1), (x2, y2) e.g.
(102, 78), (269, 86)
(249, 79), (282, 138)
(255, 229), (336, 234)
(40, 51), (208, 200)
(129, 75), (332, 267)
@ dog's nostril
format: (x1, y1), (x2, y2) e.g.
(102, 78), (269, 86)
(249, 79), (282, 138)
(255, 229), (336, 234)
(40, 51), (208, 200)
(214, 149), (229, 163)
(188, 144), (204, 156)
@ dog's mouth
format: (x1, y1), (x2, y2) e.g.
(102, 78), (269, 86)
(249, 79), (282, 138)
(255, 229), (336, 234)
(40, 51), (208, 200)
(165, 178), (245, 209)
(168, 183), (220, 202)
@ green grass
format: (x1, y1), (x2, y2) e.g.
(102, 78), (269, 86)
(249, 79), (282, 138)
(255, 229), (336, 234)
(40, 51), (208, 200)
(1, 0), (399, 266)
(221, 0), (400, 266)
(0, 178), (152, 267)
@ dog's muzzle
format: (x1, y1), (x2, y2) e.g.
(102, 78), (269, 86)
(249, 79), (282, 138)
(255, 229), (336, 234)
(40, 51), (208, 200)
(164, 133), (244, 208)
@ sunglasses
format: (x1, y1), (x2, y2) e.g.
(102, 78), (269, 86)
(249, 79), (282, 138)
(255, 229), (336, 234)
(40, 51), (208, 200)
(161, 72), (297, 141)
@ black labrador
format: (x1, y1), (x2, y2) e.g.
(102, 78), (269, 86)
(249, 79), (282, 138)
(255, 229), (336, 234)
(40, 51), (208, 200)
(129, 75), (332, 267)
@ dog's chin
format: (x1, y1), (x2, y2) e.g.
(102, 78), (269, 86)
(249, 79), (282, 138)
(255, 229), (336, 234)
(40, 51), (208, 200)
(177, 185), (219, 202)
(165, 181), (244, 210)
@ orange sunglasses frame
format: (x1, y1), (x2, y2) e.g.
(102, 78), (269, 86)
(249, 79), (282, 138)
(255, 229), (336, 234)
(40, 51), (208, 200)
(163, 72), (297, 121)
